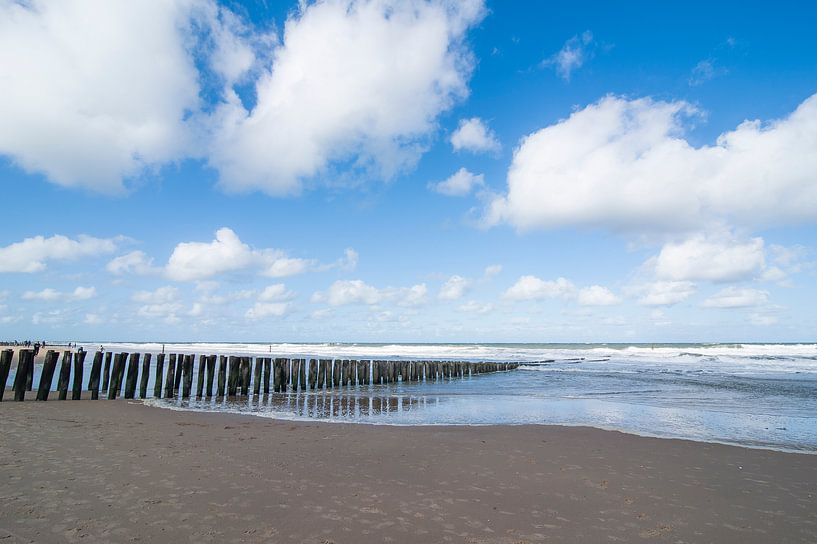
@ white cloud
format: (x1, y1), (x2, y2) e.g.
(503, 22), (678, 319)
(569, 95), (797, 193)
(0, 234), (119, 273)
(429, 167), (485, 196)
(314, 280), (383, 306)
(542, 30), (594, 81)
(483, 264), (502, 278)
(107, 251), (157, 275)
(458, 300), (493, 314)
(22, 286), (96, 301)
(397, 284), (428, 307)
(634, 281), (696, 306)
(0, 0), (253, 192)
(702, 287), (768, 308)
(749, 312), (779, 326)
(652, 234), (765, 282)
(258, 284), (295, 302)
(450, 117), (500, 153)
(577, 285), (620, 306)
(84, 313), (103, 325)
(245, 302), (289, 320)
(132, 286), (179, 304)
(209, 0), (486, 195)
(439, 275), (471, 300)
(504, 275), (575, 301)
(165, 227), (313, 281)
(487, 93), (817, 233)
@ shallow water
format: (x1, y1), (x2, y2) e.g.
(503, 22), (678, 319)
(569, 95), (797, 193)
(17, 342), (817, 453)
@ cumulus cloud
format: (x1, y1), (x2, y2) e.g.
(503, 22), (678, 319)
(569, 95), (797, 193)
(438, 275), (471, 300)
(133, 286), (182, 323)
(0, 234), (119, 273)
(633, 281), (696, 306)
(487, 93), (817, 233)
(165, 227), (312, 281)
(397, 284), (428, 307)
(209, 0), (486, 194)
(504, 275), (575, 301)
(577, 285), (620, 306)
(22, 286), (96, 301)
(450, 117), (500, 153)
(652, 234), (765, 282)
(313, 280), (383, 306)
(458, 300), (493, 314)
(483, 264), (502, 278)
(132, 286), (179, 304)
(106, 250), (157, 275)
(1, 0), (484, 195)
(245, 302), (290, 320)
(702, 287), (768, 308)
(429, 167), (484, 196)
(541, 30), (594, 81)
(0, 0), (258, 192)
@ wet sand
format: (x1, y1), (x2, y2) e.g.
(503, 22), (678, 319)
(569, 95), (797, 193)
(0, 400), (815, 543)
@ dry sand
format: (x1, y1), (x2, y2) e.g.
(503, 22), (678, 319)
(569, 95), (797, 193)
(0, 399), (815, 543)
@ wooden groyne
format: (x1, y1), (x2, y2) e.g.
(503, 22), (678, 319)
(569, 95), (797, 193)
(0, 348), (520, 402)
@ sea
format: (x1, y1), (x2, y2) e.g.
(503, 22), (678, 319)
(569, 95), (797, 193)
(18, 342), (817, 453)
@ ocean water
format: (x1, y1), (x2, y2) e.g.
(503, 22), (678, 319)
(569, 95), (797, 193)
(22, 342), (817, 453)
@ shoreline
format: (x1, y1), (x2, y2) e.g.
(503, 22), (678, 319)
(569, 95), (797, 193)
(2, 399), (815, 543)
(144, 397), (817, 456)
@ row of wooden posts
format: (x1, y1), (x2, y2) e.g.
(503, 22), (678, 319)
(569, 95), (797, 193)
(0, 349), (519, 402)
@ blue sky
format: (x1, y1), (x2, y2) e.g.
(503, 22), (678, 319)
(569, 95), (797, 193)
(1, 0), (816, 342)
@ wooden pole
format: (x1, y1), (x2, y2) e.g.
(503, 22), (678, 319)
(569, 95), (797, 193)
(71, 350), (87, 400)
(36, 350), (59, 401)
(108, 353), (126, 400)
(154, 353), (165, 398)
(317, 359), (327, 389)
(227, 356), (239, 397)
(263, 357), (271, 395)
(290, 359), (300, 391)
(164, 354), (176, 399)
(241, 357), (251, 396)
(216, 355), (227, 397)
(197, 354), (206, 398)
(124, 353), (140, 399)
(272, 358), (282, 393)
(307, 359), (316, 390)
(101, 352), (112, 393)
(57, 350), (72, 400)
(253, 357), (262, 396)
(0, 349), (12, 401)
(139, 353), (152, 399)
(182, 355), (193, 399)
(12, 350), (32, 401)
(89, 351), (103, 400)
(206, 355), (216, 397)
(173, 354), (183, 395)
(25, 350), (34, 391)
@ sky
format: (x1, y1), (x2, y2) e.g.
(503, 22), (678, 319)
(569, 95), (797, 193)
(1, 0), (816, 343)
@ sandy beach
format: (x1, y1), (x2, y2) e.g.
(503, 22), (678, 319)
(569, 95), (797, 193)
(0, 399), (815, 543)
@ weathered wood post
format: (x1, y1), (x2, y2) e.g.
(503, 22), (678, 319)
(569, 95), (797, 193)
(57, 351), (73, 400)
(139, 353), (152, 399)
(372, 360), (380, 385)
(36, 350), (59, 401)
(298, 358), (307, 391)
(263, 357), (271, 395)
(72, 350), (87, 400)
(89, 351), (103, 400)
(164, 354), (176, 399)
(272, 358), (282, 392)
(206, 355), (216, 397)
(25, 351), (34, 391)
(281, 358), (290, 390)
(182, 355), (193, 399)
(309, 359), (317, 390)
(317, 359), (327, 389)
(154, 353), (165, 398)
(227, 356), (239, 397)
(253, 357), (262, 396)
(0, 349), (13, 401)
(217, 355), (227, 397)
(290, 358), (300, 390)
(173, 354), (183, 395)
(124, 353), (140, 399)
(197, 354), (206, 398)
(339, 359), (348, 386)
(240, 357), (251, 396)
(12, 350), (32, 401)
(108, 353), (122, 400)
(102, 352), (112, 393)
